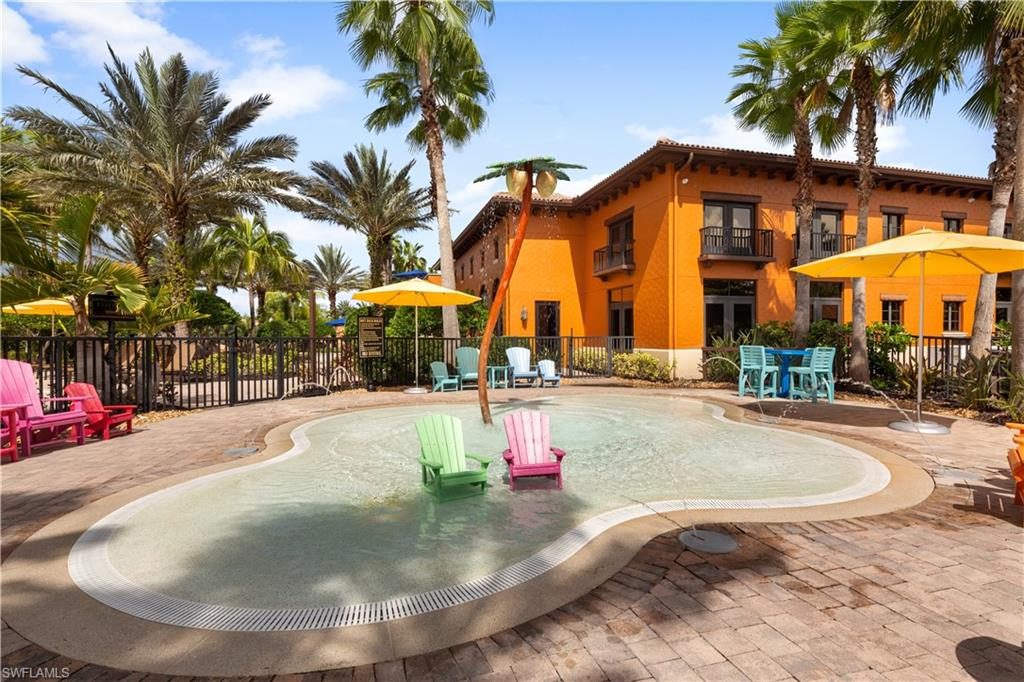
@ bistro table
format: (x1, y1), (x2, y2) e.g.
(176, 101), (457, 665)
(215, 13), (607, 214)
(765, 348), (812, 399)
(487, 365), (511, 389)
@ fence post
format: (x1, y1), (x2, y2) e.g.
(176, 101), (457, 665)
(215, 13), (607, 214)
(606, 336), (613, 377)
(228, 330), (239, 406)
(276, 339), (285, 398)
(567, 333), (574, 378)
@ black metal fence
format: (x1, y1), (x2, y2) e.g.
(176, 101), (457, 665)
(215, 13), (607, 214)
(1, 334), (635, 413)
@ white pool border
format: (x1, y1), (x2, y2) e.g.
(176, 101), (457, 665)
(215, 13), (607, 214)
(68, 399), (891, 633)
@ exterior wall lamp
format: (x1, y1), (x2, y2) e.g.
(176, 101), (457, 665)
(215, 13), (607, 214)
(520, 305), (528, 323)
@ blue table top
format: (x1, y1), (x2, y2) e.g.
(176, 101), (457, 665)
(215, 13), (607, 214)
(766, 348), (812, 357)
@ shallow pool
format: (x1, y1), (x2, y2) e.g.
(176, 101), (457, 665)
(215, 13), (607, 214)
(80, 395), (889, 624)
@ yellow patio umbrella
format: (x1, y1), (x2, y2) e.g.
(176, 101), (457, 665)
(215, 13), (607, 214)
(2, 298), (76, 335)
(793, 228), (1024, 434)
(353, 278), (480, 393)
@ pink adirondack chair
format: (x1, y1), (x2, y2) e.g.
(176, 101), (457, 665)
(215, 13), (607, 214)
(1, 405), (23, 463)
(502, 410), (566, 490)
(0, 360), (87, 459)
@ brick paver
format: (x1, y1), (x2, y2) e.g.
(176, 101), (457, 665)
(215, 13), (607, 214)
(2, 387), (1021, 681)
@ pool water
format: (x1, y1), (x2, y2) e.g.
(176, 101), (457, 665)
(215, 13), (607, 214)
(100, 395), (888, 611)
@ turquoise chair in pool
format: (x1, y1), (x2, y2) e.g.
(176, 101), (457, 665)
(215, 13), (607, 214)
(415, 415), (491, 502)
(789, 347), (837, 403)
(738, 345), (778, 399)
(430, 362), (461, 392)
(455, 346), (480, 389)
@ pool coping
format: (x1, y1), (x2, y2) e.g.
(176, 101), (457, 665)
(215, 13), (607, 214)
(1, 390), (934, 677)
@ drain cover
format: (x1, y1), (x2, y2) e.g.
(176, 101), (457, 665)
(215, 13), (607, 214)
(679, 530), (738, 554)
(223, 447), (259, 457)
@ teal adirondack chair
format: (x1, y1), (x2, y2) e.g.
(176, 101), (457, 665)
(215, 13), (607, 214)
(415, 415), (491, 501)
(455, 347), (480, 388)
(789, 347), (837, 403)
(738, 345), (778, 399)
(430, 362), (461, 392)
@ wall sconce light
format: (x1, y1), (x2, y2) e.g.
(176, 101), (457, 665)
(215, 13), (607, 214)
(520, 306), (529, 323)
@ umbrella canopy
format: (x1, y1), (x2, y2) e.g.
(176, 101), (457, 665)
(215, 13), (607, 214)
(1, 298), (76, 316)
(791, 228), (1024, 435)
(791, 228), (1024, 278)
(352, 278), (479, 307)
(352, 279), (480, 392)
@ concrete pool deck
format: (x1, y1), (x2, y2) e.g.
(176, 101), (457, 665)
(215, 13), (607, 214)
(1, 385), (1021, 680)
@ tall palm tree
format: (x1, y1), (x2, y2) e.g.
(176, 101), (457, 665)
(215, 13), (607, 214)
(289, 145), (431, 289)
(391, 238), (427, 273)
(7, 48), (299, 333)
(214, 214), (300, 332)
(783, 0), (899, 383)
(886, 1), (1024, 360)
(104, 202), (164, 278)
(729, 8), (846, 345)
(472, 157), (584, 424)
(1, 195), (147, 334)
(337, 0), (495, 338)
(305, 244), (368, 317)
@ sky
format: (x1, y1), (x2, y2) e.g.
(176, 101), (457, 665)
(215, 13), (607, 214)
(3, 1), (996, 313)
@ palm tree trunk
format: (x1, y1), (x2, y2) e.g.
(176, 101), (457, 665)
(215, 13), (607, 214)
(478, 166), (533, 425)
(849, 62), (876, 384)
(368, 235), (388, 289)
(1009, 40), (1024, 374)
(793, 102), (815, 346)
(975, 41), (1021, 359)
(416, 49), (459, 338)
(166, 205), (192, 337)
(328, 290), (338, 318)
(248, 282), (257, 335)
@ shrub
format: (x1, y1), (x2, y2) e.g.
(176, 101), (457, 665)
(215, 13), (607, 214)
(953, 353), (1003, 410)
(189, 291), (240, 331)
(750, 320), (794, 348)
(612, 352), (672, 382)
(866, 322), (913, 390)
(702, 335), (741, 382)
(991, 371), (1024, 420)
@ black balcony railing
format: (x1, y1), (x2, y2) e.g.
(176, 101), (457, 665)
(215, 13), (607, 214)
(792, 231), (857, 262)
(593, 241), (635, 277)
(699, 226), (774, 261)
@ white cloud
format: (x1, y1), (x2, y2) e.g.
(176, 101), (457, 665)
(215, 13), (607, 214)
(549, 172), (611, 198)
(240, 33), (285, 63)
(225, 63), (348, 122)
(631, 114), (916, 168)
(3, 5), (48, 68)
(22, 0), (223, 69)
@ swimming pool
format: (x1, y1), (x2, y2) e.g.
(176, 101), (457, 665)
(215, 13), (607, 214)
(70, 394), (890, 631)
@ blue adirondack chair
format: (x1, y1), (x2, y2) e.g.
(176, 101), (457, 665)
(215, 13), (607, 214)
(789, 347), (837, 403)
(430, 362), (461, 392)
(506, 347), (538, 388)
(738, 345), (778, 399)
(538, 359), (561, 387)
(455, 347), (480, 388)
(415, 415), (491, 501)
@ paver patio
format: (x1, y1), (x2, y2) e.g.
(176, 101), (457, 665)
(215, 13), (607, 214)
(1, 385), (1020, 681)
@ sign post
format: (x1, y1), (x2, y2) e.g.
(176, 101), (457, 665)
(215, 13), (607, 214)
(87, 293), (136, 402)
(358, 315), (384, 391)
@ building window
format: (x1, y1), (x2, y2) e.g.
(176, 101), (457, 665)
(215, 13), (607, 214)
(810, 282), (843, 323)
(493, 237), (500, 260)
(704, 201), (756, 255)
(881, 300), (903, 326)
(609, 286), (634, 338)
(1006, 223), (1014, 239)
(943, 301), (963, 332)
(460, 263), (465, 280)
(469, 256), (474, 275)
(882, 213), (903, 240)
(943, 217), (963, 233)
(997, 287), (1011, 323)
(535, 301), (560, 337)
(703, 279), (755, 345)
(606, 214), (634, 267)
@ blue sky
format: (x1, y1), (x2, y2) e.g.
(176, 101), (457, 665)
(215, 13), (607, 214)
(3, 1), (994, 312)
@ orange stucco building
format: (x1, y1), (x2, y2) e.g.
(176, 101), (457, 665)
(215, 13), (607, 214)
(452, 141), (1014, 378)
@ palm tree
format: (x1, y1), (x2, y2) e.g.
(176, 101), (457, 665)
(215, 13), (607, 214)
(104, 203), (164, 278)
(214, 214), (300, 332)
(391, 238), (427, 273)
(1, 195), (147, 334)
(886, 1), (1024, 360)
(782, 0), (899, 383)
(337, 0), (495, 338)
(289, 145), (431, 289)
(305, 244), (368, 317)
(472, 157), (584, 424)
(729, 9), (846, 345)
(7, 48), (299, 333)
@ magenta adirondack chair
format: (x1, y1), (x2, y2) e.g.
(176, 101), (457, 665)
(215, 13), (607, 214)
(502, 410), (566, 490)
(0, 359), (87, 458)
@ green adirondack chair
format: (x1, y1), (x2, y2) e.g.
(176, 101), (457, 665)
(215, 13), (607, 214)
(415, 415), (491, 501)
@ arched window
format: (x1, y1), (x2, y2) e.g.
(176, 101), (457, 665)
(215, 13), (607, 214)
(480, 284), (488, 304)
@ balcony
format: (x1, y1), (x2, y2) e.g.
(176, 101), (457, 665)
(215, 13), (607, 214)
(593, 242), (635, 279)
(791, 231), (857, 264)
(698, 227), (774, 267)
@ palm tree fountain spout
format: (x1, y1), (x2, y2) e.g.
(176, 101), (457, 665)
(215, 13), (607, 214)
(473, 158), (584, 425)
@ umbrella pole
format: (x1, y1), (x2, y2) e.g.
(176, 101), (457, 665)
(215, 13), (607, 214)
(889, 252), (949, 434)
(403, 305), (428, 394)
